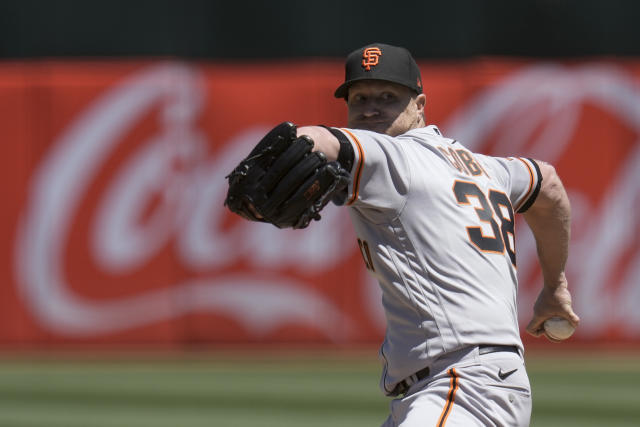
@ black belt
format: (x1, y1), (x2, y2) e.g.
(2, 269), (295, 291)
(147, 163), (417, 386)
(478, 344), (519, 356)
(391, 345), (519, 396)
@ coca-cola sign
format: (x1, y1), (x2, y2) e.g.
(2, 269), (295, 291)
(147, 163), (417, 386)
(14, 63), (365, 341)
(4, 59), (639, 344)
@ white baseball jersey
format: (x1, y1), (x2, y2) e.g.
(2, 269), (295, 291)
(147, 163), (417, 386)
(333, 125), (541, 395)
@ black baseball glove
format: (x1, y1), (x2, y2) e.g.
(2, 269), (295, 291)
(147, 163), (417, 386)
(224, 122), (350, 229)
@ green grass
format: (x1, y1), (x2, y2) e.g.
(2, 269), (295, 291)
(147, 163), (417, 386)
(0, 350), (638, 427)
(527, 352), (640, 427)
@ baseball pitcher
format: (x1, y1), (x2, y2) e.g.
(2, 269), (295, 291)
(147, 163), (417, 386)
(225, 43), (579, 427)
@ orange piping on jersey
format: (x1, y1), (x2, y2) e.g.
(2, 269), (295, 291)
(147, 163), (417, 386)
(460, 195), (502, 249)
(515, 157), (535, 212)
(437, 368), (459, 426)
(341, 128), (365, 205)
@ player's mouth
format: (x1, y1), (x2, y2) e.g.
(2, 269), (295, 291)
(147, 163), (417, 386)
(352, 119), (390, 132)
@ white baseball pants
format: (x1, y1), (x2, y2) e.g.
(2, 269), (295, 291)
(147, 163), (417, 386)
(381, 346), (531, 427)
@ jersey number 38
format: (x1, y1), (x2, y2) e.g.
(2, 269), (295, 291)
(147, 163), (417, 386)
(453, 180), (516, 267)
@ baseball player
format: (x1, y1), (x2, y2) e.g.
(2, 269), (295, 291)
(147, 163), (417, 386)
(225, 43), (579, 426)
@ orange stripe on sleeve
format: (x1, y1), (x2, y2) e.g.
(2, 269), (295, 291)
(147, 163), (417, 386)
(515, 157), (535, 212)
(341, 128), (365, 205)
(437, 368), (459, 427)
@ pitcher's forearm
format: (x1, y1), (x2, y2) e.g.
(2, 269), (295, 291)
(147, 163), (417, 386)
(522, 162), (571, 287)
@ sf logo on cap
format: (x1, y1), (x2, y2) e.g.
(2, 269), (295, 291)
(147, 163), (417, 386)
(362, 47), (382, 71)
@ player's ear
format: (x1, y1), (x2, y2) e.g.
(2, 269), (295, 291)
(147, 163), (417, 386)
(416, 93), (426, 111)
(415, 93), (426, 121)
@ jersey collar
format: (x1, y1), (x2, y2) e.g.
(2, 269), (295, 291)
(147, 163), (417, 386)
(406, 125), (443, 137)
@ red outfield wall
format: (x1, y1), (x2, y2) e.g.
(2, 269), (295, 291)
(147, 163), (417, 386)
(1, 60), (639, 348)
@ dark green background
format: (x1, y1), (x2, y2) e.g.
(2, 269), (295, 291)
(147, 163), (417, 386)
(2, 0), (639, 59)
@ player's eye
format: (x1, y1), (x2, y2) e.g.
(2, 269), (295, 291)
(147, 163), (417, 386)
(349, 94), (366, 105)
(380, 92), (397, 102)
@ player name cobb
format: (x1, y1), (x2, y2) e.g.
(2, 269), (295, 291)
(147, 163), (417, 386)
(16, 63), (356, 338)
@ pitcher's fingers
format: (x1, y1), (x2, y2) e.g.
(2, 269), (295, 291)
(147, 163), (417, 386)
(526, 317), (545, 337)
(568, 311), (581, 327)
(560, 307), (580, 328)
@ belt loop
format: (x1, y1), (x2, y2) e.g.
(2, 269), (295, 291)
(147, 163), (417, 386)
(392, 365), (431, 397)
(408, 373), (418, 384)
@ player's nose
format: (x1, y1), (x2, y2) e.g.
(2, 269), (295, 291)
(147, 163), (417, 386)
(362, 107), (380, 118)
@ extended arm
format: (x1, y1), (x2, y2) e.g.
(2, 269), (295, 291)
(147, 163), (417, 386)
(523, 161), (580, 339)
(224, 122), (350, 228)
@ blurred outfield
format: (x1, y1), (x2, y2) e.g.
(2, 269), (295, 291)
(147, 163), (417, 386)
(0, 349), (638, 427)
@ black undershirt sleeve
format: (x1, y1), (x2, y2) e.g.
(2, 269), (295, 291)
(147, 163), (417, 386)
(319, 126), (355, 173)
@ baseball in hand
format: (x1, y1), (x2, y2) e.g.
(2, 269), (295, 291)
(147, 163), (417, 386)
(543, 316), (575, 340)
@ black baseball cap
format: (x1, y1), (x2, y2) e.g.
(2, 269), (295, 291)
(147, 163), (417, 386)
(334, 43), (423, 99)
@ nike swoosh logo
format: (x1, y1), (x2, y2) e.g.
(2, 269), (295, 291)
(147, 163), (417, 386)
(498, 368), (518, 380)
